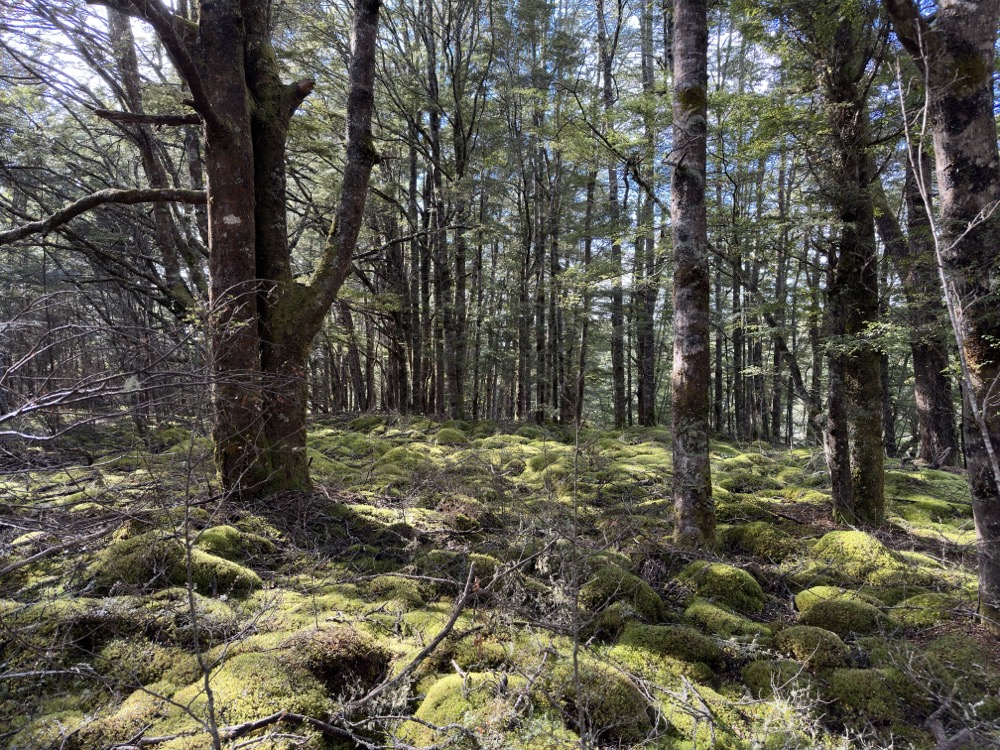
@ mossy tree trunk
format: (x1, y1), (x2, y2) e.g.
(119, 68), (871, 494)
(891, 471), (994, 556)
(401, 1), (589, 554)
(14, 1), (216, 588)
(671, 0), (714, 547)
(884, 0), (1000, 630)
(94, 0), (381, 498)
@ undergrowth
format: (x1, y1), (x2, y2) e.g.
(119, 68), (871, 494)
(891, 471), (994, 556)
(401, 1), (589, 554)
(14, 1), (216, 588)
(0, 415), (995, 749)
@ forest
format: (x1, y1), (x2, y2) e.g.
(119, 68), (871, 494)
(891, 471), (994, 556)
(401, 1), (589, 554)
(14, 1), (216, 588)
(1, 0), (1000, 748)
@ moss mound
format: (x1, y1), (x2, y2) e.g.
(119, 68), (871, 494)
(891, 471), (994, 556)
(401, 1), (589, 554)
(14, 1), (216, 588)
(811, 530), (908, 586)
(742, 659), (815, 698)
(434, 427), (468, 445)
(823, 668), (908, 723)
(684, 597), (767, 637)
(400, 672), (529, 747)
(617, 623), (723, 670)
(281, 626), (391, 696)
(798, 598), (887, 637)
(894, 592), (961, 628)
(718, 471), (783, 494)
(793, 585), (879, 614)
(676, 560), (764, 614)
(541, 658), (652, 744)
(722, 521), (799, 561)
(90, 531), (262, 596)
(194, 524), (274, 561)
(775, 625), (849, 670)
(579, 564), (667, 625)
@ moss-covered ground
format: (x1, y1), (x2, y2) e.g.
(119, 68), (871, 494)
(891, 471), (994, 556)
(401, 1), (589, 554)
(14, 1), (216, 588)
(1, 416), (996, 749)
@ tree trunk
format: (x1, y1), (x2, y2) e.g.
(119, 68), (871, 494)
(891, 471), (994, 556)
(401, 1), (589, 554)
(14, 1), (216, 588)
(671, 0), (713, 546)
(884, 0), (1000, 629)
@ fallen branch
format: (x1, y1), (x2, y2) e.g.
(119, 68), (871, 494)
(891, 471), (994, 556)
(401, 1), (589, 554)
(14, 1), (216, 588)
(91, 108), (201, 126)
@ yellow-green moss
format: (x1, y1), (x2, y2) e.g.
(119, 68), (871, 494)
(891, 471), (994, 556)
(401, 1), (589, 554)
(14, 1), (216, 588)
(718, 472), (783, 494)
(798, 598), (888, 637)
(90, 532), (262, 596)
(617, 623), (724, 669)
(280, 625), (391, 697)
(684, 598), (768, 638)
(793, 585), (880, 614)
(676, 561), (764, 614)
(540, 657), (652, 744)
(170, 652), (330, 729)
(399, 672), (529, 747)
(434, 427), (468, 445)
(194, 524), (274, 560)
(893, 592), (962, 628)
(823, 668), (906, 723)
(810, 530), (909, 586)
(366, 574), (425, 609)
(721, 522), (799, 561)
(775, 626), (849, 670)
(741, 659), (815, 698)
(579, 564), (667, 624)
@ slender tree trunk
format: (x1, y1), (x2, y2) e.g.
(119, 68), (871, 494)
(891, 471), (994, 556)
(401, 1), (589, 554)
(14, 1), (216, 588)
(671, 0), (713, 546)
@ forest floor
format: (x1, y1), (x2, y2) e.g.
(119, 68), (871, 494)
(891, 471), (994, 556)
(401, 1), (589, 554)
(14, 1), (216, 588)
(1, 416), (997, 749)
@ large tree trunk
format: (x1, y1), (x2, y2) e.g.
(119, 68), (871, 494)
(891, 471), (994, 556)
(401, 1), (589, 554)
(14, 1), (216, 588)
(671, 0), (713, 547)
(884, 0), (1000, 630)
(100, 0), (381, 497)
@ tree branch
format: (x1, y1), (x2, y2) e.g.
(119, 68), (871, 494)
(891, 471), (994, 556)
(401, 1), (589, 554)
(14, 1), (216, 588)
(91, 108), (201, 126)
(0, 188), (206, 245)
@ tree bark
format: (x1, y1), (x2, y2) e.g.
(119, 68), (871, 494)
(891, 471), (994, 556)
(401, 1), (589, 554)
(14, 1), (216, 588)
(883, 0), (1000, 629)
(671, 0), (713, 547)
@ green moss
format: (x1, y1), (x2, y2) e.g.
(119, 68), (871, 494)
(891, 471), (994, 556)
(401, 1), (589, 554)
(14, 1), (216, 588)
(98, 638), (198, 688)
(348, 415), (384, 432)
(676, 561), (764, 614)
(721, 522), (799, 561)
(793, 586), (880, 614)
(541, 657), (652, 744)
(718, 472), (783, 494)
(798, 598), (887, 637)
(528, 451), (562, 472)
(169, 652), (329, 730)
(811, 530), (910, 586)
(893, 592), (961, 628)
(774, 626), (849, 670)
(366, 574), (425, 609)
(435, 427), (468, 446)
(684, 598), (768, 638)
(400, 672), (530, 747)
(579, 564), (667, 624)
(281, 626), (391, 697)
(824, 668), (906, 723)
(617, 623), (723, 669)
(741, 659), (814, 698)
(194, 525), (274, 560)
(90, 532), (262, 596)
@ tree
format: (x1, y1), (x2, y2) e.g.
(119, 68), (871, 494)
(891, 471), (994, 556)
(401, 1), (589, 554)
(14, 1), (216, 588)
(671, 0), (713, 546)
(3, 0), (381, 498)
(883, 0), (1000, 629)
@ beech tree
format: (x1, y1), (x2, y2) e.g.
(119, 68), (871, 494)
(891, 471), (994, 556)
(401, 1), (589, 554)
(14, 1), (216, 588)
(671, 0), (713, 546)
(883, 0), (1000, 629)
(2, 0), (381, 498)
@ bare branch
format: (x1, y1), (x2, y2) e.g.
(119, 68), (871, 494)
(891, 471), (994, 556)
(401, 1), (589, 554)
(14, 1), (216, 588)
(0, 188), (207, 246)
(91, 108), (201, 126)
